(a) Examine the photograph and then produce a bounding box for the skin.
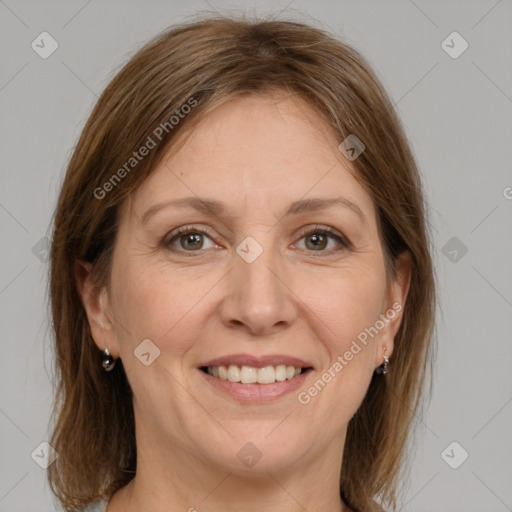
[77,91,411,512]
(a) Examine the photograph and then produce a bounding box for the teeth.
[275,365,287,382]
[218,365,228,380]
[206,364,304,384]
[240,365,257,384]
[257,366,275,384]
[227,364,240,382]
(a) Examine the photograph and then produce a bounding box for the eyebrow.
[140,196,367,225]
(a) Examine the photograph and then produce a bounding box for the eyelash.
[163,224,350,256]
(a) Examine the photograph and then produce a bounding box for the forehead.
[126,92,376,225]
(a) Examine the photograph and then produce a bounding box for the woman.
[48,13,436,512]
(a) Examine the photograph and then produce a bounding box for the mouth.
[197,354,314,402]
[199,364,313,384]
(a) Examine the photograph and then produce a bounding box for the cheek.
[296,266,387,412]
[297,277,383,421]
[111,260,219,353]
[303,267,386,350]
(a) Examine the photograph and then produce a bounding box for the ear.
[375,250,412,366]
[74,259,120,358]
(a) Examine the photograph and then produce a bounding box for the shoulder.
[80,498,108,512]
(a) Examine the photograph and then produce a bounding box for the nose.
[218,242,298,336]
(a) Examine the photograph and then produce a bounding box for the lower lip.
[199,368,313,403]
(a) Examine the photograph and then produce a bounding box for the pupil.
[307,233,327,250]
[182,233,202,250]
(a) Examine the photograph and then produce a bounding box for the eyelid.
[295,224,345,241]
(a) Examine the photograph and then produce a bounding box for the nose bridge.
[222,232,296,334]
[239,238,281,297]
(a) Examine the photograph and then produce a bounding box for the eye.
[164,226,217,253]
[294,226,349,253]
[163,224,350,255]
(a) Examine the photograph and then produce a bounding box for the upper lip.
[199,353,314,369]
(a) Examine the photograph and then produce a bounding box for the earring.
[375,350,389,375]
[101,348,116,372]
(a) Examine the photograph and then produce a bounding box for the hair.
[47,12,436,512]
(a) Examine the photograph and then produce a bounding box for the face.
[79,91,410,480]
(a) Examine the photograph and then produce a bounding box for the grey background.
[1,0,511,511]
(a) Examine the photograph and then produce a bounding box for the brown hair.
[47,12,436,512]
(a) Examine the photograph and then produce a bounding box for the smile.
[201,364,306,384]
[198,361,314,403]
